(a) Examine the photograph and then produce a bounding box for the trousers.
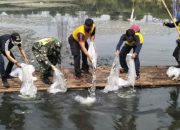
[68,35,89,77]
[119,44,141,76]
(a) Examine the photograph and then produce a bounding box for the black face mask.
[126,36,134,43]
[85,26,91,33]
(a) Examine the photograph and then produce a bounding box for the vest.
[72,24,95,42]
[178,23,180,40]
[125,32,144,46]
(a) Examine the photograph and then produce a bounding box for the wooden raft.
[0,66,179,92]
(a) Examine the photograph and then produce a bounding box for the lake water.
[0,88,180,130]
[0,0,180,130]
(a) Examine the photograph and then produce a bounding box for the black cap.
[11,33,21,43]
[125,29,135,37]
[84,18,94,27]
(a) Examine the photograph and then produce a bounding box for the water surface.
[0,0,179,130]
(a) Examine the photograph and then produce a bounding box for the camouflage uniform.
[32,38,62,75]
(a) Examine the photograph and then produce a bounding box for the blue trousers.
[119,45,141,76]
[0,51,15,78]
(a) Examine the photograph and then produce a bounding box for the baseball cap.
[130,24,140,32]
[85,18,94,27]
[11,33,21,44]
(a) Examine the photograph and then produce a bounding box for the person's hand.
[131,53,137,59]
[56,64,62,70]
[90,41,94,44]
[115,50,120,57]
[51,65,57,71]
[88,55,93,63]
[163,22,167,26]
[24,58,29,64]
[15,62,21,68]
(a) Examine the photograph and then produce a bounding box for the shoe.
[2,78,10,88]
[42,78,52,84]
[81,69,91,75]
[75,75,81,80]
[119,68,128,74]
[136,75,140,80]
[42,74,52,84]
[176,65,180,68]
[5,75,15,79]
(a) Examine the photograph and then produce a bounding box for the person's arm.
[79,41,92,60]
[40,46,53,68]
[3,40,21,67]
[18,46,29,63]
[116,34,126,51]
[164,20,180,28]
[90,27,96,42]
[5,50,21,67]
[56,43,62,69]
[115,34,126,56]
[77,33,92,61]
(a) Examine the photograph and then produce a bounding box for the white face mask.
[12,40,21,46]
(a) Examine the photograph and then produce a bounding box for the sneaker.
[5,75,15,79]
[119,68,128,74]
[2,78,10,88]
[42,74,52,84]
[75,75,81,80]
[81,69,92,75]
[136,75,140,80]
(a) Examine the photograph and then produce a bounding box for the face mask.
[85,26,91,33]
[12,40,21,46]
[126,36,134,43]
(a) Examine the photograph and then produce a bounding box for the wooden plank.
[0,66,179,92]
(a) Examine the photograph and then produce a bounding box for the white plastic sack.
[10,67,37,81]
[127,54,136,87]
[10,68,23,81]
[103,53,136,93]
[88,42,97,68]
[167,66,180,80]
[20,63,37,98]
[48,69,67,94]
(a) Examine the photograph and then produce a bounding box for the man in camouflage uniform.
[32,38,62,84]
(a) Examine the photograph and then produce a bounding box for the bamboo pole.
[161,0,180,35]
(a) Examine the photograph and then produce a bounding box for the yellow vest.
[178,23,180,40]
[136,32,144,44]
[72,24,95,42]
[125,32,144,46]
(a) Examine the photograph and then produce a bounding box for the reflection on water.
[0,93,25,130]
[0,0,176,20]
[0,88,179,130]
[166,88,180,129]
